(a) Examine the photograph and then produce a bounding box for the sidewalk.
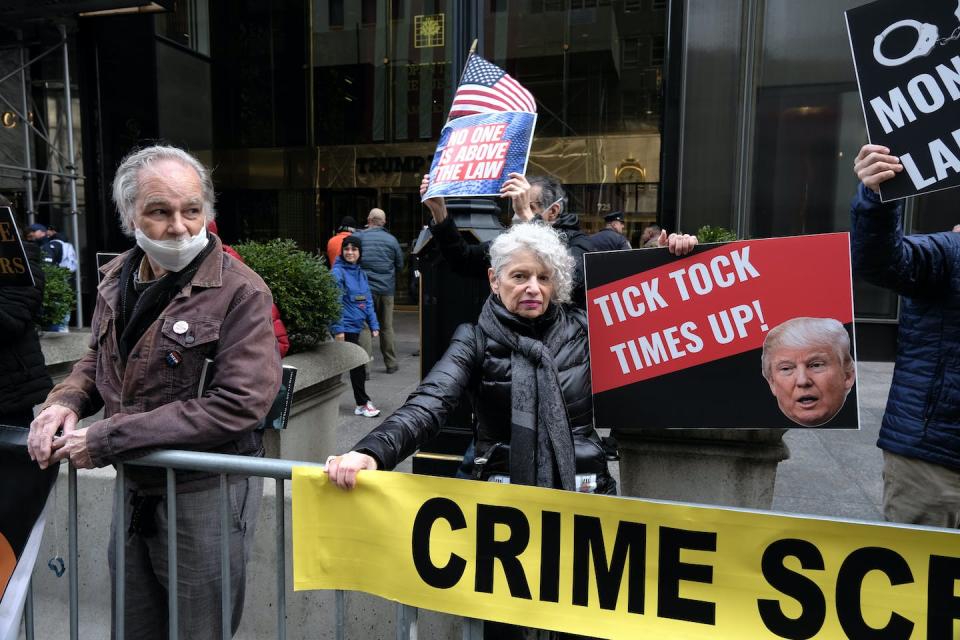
[337,310,894,522]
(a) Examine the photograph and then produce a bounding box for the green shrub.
[40,264,74,328]
[695,225,738,243]
[234,239,341,354]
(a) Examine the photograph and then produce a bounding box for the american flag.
[447,54,537,121]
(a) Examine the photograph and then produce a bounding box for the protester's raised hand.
[658,230,698,256]
[28,404,79,469]
[325,451,378,490]
[854,144,903,193]
[500,172,534,222]
[420,174,448,224]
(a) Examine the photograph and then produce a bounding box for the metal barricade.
[25,450,483,640]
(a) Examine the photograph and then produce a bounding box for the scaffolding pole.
[18,32,35,225]
[3,29,85,327]
[59,24,83,327]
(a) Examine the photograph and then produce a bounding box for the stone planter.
[616,428,790,509]
[262,340,368,462]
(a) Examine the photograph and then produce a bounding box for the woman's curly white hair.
[488,222,575,304]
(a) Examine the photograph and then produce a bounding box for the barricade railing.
[26,450,486,640]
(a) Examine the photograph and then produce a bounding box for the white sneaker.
[354,402,381,418]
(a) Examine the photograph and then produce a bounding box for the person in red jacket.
[207,221,290,357]
[326,216,357,267]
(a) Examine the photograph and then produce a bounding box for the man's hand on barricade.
[28,404,79,469]
[659,230,698,256]
[50,428,93,469]
[325,451,378,490]
[854,144,903,193]
[500,173,534,222]
[420,174,448,224]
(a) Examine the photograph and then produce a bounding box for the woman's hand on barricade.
[325,451,378,489]
[420,174,448,224]
[28,404,79,469]
[659,230,698,256]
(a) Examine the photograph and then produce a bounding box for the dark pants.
[108,476,262,640]
[344,332,371,406]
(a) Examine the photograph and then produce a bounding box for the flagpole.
[456,39,478,88]
[447,39,480,123]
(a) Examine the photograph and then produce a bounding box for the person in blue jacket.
[852,143,960,528]
[331,235,382,418]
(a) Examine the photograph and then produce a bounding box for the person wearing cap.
[330,235,382,418]
[326,216,357,267]
[27,222,77,332]
[591,211,632,252]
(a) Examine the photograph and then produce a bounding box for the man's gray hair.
[368,208,386,226]
[761,317,854,381]
[528,175,566,216]
[489,222,575,304]
[111,145,216,237]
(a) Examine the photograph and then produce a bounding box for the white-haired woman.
[327,221,616,496]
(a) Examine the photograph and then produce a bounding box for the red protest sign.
[584,234,858,430]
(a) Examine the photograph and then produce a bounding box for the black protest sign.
[0,207,34,287]
[846,0,960,200]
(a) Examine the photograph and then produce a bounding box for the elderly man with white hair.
[27,145,281,639]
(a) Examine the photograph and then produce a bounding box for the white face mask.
[135,226,208,272]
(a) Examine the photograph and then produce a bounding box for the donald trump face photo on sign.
[761,317,856,427]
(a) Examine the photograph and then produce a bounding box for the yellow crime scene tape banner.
[292,468,960,639]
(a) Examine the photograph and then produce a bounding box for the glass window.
[361,0,377,24]
[622,37,641,68]
[330,0,345,28]
[650,35,664,65]
[155,0,210,56]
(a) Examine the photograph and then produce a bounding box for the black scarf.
[477,296,577,491]
[116,239,215,362]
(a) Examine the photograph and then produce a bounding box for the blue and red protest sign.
[423,53,538,200]
[423,112,537,199]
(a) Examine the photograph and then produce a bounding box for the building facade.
[3,0,924,354]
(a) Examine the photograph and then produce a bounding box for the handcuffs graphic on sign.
[873,3,960,67]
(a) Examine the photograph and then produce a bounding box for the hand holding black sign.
[846,0,960,200]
